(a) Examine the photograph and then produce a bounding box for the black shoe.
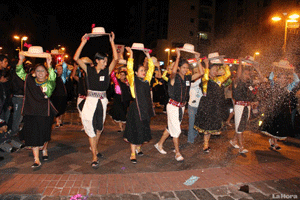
[135,149,144,156]
[97,153,103,158]
[203,147,210,153]
[91,160,99,169]
[42,155,49,161]
[274,146,281,151]
[31,162,41,168]
[130,158,137,164]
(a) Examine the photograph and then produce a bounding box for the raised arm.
[191,53,204,81]
[16,52,27,81]
[169,48,180,86]
[144,51,154,84]
[71,64,79,82]
[108,32,119,74]
[125,47,135,98]
[73,34,89,73]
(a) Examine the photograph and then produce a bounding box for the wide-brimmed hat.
[273,60,294,69]
[179,43,199,54]
[131,43,151,52]
[86,27,110,37]
[151,56,160,67]
[208,52,225,64]
[22,46,51,58]
[241,55,258,65]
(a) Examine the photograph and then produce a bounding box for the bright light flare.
[272,16,282,21]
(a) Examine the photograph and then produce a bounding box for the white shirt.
[188,78,202,107]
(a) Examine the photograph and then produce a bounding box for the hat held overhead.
[208,52,225,64]
[86,27,110,37]
[22,46,51,58]
[131,43,151,52]
[179,43,199,54]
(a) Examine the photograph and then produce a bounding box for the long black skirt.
[109,95,130,123]
[51,96,68,117]
[123,102,151,145]
[21,114,54,147]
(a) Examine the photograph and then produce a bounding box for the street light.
[13,35,28,51]
[254,52,259,60]
[165,48,175,66]
[272,13,299,54]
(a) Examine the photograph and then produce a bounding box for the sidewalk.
[0,160,299,199]
[0,106,300,199]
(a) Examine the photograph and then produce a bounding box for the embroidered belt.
[235,101,251,106]
[87,90,106,99]
[168,99,186,108]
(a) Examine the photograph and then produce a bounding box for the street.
[0,103,300,200]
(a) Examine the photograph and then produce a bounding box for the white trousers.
[81,96,108,138]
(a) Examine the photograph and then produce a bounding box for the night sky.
[1,0,133,58]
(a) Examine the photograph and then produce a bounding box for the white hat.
[179,43,198,54]
[86,27,110,37]
[22,46,51,58]
[273,60,294,69]
[118,59,127,65]
[51,49,59,55]
[151,56,160,67]
[131,43,151,52]
[242,55,258,65]
[208,52,225,64]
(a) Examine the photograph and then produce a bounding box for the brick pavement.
[0,160,300,199]
[0,106,300,199]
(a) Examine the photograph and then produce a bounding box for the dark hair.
[178,58,189,67]
[0,54,8,62]
[134,64,144,72]
[34,63,48,73]
[94,52,108,65]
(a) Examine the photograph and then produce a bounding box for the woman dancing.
[123,47,155,164]
[73,32,118,168]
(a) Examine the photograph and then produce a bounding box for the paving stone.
[248,192,270,200]
[2,195,22,200]
[174,190,197,200]
[119,193,141,200]
[158,191,176,199]
[141,192,160,200]
[41,196,61,200]
[192,189,216,200]
[217,196,235,200]
[207,186,228,196]
[250,182,278,195]
[100,194,121,200]
[23,195,42,200]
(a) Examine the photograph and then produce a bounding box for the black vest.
[86,66,110,91]
[168,74,192,103]
[134,76,155,121]
[23,75,58,116]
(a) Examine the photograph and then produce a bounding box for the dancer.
[123,46,155,164]
[155,49,203,161]
[73,32,118,168]
[16,52,57,168]
[51,62,69,128]
[194,55,231,152]
[229,57,264,154]
[109,69,132,132]
[260,65,299,150]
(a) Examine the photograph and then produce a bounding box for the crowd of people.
[1,28,300,168]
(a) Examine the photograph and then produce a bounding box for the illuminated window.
[198,32,208,40]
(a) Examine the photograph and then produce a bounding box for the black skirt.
[123,101,152,145]
[21,114,54,147]
[51,96,68,117]
[109,94,130,123]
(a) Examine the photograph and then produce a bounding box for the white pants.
[81,96,108,138]
[234,105,251,134]
[166,103,185,138]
